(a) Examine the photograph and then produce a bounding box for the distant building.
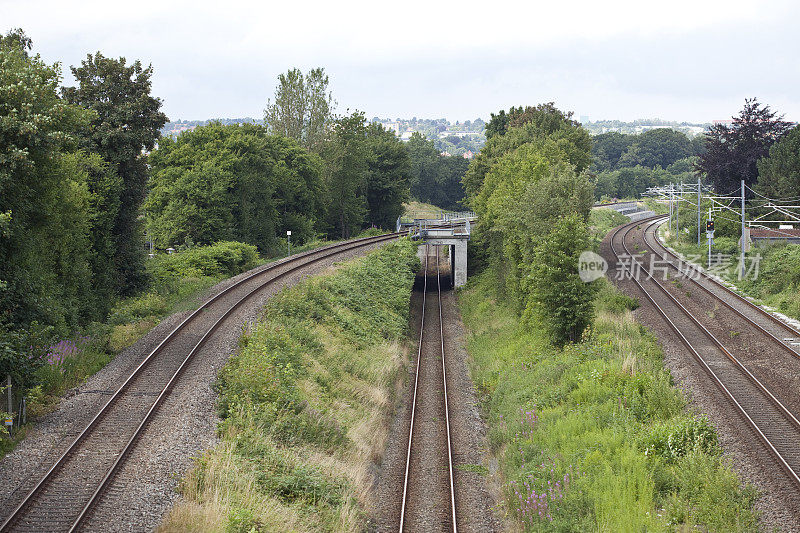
[438,130,482,138]
[749,227,800,245]
[379,121,400,134]
[462,150,474,159]
[440,151,451,157]
[400,129,415,142]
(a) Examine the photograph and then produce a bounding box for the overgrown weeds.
[459,271,758,531]
[160,240,419,532]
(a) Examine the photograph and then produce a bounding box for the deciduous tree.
[364,124,411,228]
[146,124,324,251]
[264,67,335,153]
[63,53,168,295]
[696,98,792,193]
[322,112,369,238]
[756,125,800,200]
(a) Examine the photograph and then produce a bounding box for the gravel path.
[601,223,800,532]
[0,239,391,533]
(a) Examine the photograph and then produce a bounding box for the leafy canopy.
[146,123,324,252]
[264,67,335,153]
[695,98,793,193]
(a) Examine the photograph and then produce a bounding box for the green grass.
[589,208,628,243]
[401,200,447,222]
[458,271,758,532]
[159,240,420,532]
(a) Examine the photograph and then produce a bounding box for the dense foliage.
[590,128,703,200]
[146,123,324,251]
[0,30,107,380]
[263,67,334,153]
[696,98,793,193]
[592,128,700,172]
[406,132,468,210]
[63,52,168,295]
[756,125,800,200]
[364,123,412,228]
[464,103,596,344]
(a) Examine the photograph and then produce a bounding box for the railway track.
[0,232,400,533]
[642,219,800,358]
[609,218,800,487]
[399,245,458,532]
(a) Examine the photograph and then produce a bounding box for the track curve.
[0,232,400,533]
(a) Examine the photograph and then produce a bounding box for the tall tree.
[63,53,168,295]
[323,112,369,238]
[695,98,793,193]
[529,214,596,345]
[406,132,439,202]
[617,128,691,169]
[264,67,335,153]
[591,131,635,171]
[146,123,324,251]
[0,30,97,334]
[364,124,411,228]
[464,104,590,205]
[756,125,800,200]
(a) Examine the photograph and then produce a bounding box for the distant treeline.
[591,128,705,200]
[1,38,470,384]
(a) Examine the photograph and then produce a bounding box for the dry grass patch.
[159,241,419,532]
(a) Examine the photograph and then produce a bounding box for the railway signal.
[706,212,714,267]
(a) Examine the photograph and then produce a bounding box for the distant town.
[160,116,716,159]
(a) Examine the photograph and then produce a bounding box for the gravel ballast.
[601,223,800,532]
[0,239,392,532]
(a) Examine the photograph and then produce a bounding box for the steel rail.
[437,246,458,532]
[644,219,800,346]
[398,246,458,532]
[0,232,400,532]
[610,220,800,486]
[398,245,427,532]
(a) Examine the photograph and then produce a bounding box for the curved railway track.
[399,245,458,532]
[0,232,400,533]
[642,219,800,357]
[609,218,800,487]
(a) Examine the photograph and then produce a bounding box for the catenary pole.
[740,179,745,279]
[677,182,681,236]
[697,176,702,245]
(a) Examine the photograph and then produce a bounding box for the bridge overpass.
[398,212,475,287]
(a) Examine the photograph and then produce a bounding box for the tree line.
[590,127,704,200]
[464,104,596,345]
[1,29,167,385]
[591,98,800,203]
[0,32,470,386]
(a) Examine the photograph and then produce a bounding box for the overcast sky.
[4,0,799,124]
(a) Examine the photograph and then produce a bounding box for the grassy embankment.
[3,235,387,457]
[401,200,446,222]
[159,240,420,532]
[662,224,800,322]
[458,209,758,531]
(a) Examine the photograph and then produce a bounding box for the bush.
[640,415,718,461]
[594,279,639,313]
[150,241,260,283]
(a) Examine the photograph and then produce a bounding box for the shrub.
[150,241,260,283]
[640,415,718,461]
